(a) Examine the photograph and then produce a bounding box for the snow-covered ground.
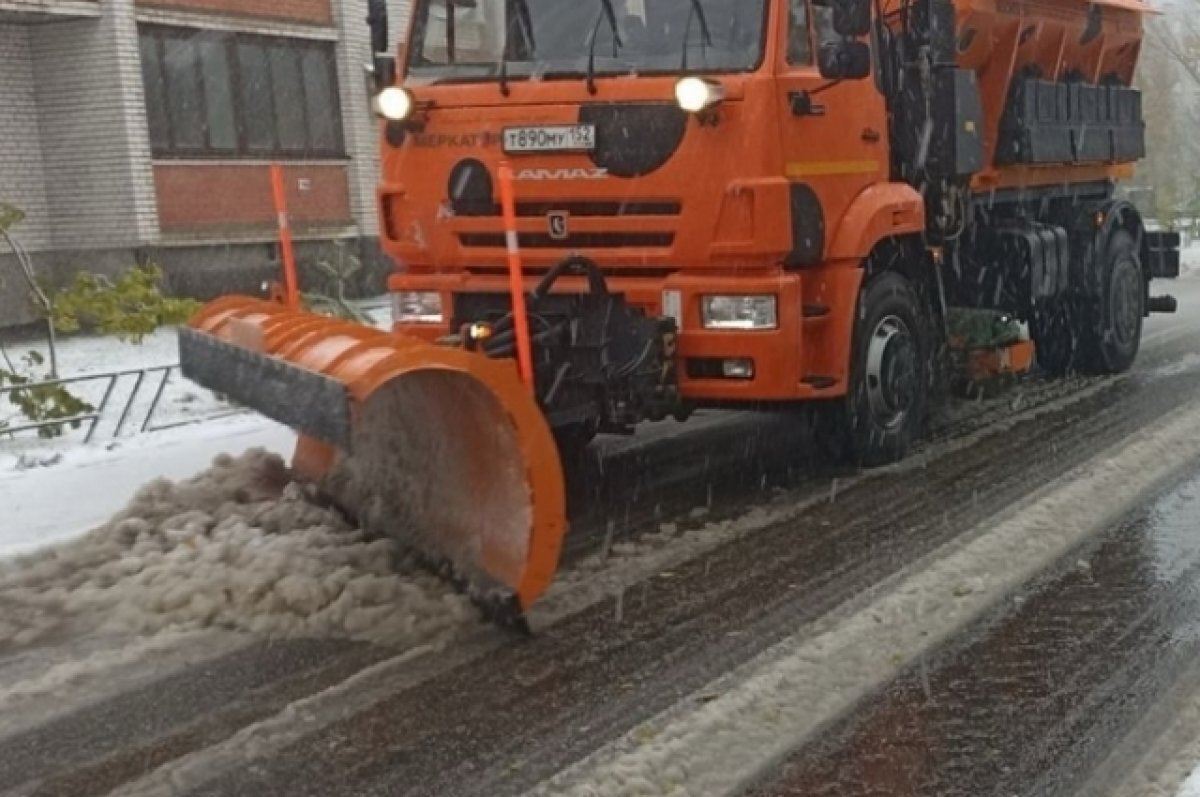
[1182,241,1200,278]
[0,299,391,451]
[0,414,295,558]
[0,445,475,652]
[0,298,390,556]
[0,326,232,441]
[0,297,482,654]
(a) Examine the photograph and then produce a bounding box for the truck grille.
[455,200,682,218]
[458,232,675,249]
[451,198,680,251]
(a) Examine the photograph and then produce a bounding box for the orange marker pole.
[498,161,535,393]
[269,163,300,309]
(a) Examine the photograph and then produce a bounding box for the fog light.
[392,291,443,324]
[701,295,777,330]
[662,289,683,329]
[374,86,414,121]
[722,358,755,379]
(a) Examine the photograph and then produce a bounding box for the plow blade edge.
[179,296,567,625]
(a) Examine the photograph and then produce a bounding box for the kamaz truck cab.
[369,0,1173,464]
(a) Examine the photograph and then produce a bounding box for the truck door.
[776,0,890,266]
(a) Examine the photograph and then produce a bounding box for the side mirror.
[818,40,871,80]
[367,0,388,54]
[372,55,397,91]
[367,0,394,91]
[831,0,871,38]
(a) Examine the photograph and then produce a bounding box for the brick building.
[0,0,410,327]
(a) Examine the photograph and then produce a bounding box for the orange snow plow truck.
[181,0,1179,627]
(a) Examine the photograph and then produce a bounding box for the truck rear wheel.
[1079,229,1144,374]
[816,272,928,467]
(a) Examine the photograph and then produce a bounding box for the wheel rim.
[1110,259,1142,347]
[865,315,917,431]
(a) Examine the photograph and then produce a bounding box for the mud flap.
[1146,231,1181,279]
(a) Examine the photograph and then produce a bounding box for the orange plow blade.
[179,297,566,628]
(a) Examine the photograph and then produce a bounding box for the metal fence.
[0,365,241,442]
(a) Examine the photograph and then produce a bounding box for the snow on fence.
[0,365,241,442]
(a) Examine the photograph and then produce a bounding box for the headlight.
[392,291,443,324]
[675,77,725,113]
[374,86,414,121]
[701,295,777,330]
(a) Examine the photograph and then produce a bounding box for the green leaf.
[0,353,94,438]
[50,263,200,343]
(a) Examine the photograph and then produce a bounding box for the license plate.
[503,125,596,154]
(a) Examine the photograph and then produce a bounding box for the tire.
[815,272,929,467]
[1078,229,1144,374]
[1029,299,1079,377]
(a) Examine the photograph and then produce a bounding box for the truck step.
[1148,295,1178,314]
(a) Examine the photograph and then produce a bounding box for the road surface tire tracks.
[5,326,1200,797]
[171,338,1200,796]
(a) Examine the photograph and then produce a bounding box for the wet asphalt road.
[747,466,1200,797]
[4,282,1200,796]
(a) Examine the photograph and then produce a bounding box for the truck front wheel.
[816,272,928,467]
[1079,229,1144,375]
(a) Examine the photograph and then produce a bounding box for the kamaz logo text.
[515,168,608,181]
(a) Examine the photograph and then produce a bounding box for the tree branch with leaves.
[1,202,200,438]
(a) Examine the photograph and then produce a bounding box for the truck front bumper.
[388,265,863,403]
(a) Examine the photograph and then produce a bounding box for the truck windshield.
[407,0,769,84]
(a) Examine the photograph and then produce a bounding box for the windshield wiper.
[498,0,535,95]
[586,0,623,94]
[679,0,713,71]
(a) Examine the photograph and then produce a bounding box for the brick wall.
[154,163,352,232]
[0,2,101,15]
[0,24,52,252]
[135,0,331,26]
[28,0,160,251]
[0,0,399,331]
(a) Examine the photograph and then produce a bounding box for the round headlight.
[675,77,724,113]
[374,86,414,121]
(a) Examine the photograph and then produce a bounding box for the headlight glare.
[674,77,725,113]
[374,86,414,121]
[701,295,777,330]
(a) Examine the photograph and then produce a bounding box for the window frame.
[138,24,347,160]
[406,0,773,82]
[785,0,840,68]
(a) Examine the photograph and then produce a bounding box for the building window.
[138,25,345,158]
